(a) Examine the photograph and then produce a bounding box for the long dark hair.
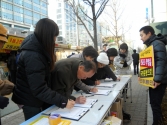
[34,18,59,71]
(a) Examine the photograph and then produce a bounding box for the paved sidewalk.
[123,75,148,125]
[1,75,149,125]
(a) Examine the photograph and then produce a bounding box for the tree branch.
[96,0,109,19]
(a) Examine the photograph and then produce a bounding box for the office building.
[0,0,48,30]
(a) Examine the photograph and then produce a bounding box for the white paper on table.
[104,78,113,82]
[96,83,116,88]
[90,89,111,96]
[74,98,98,108]
[50,107,89,121]
[32,117,49,125]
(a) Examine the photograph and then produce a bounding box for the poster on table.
[139,45,154,88]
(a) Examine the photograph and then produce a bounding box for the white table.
[20,105,91,125]
[20,76,132,125]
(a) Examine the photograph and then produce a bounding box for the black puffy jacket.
[12,34,68,108]
[144,34,167,84]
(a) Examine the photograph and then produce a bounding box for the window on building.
[14,15,23,22]
[14,6,23,14]
[41,9,47,15]
[58,25,62,30]
[33,13,40,19]
[57,14,61,19]
[58,3,61,7]
[33,5,40,12]
[66,26,69,30]
[33,0,40,5]
[24,9,32,16]
[2,12,13,20]
[7,0,12,2]
[59,31,62,35]
[57,36,63,41]
[13,0,22,6]
[2,2,13,11]
[41,2,47,8]
[66,3,68,9]
[33,20,38,25]
[41,15,47,19]
[57,20,61,24]
[57,9,61,13]
[24,18,32,24]
[24,2,32,9]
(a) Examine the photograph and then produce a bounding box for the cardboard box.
[110,98,123,120]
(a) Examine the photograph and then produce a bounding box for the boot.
[123,110,131,121]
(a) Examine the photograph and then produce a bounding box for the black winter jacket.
[12,34,68,108]
[132,53,139,64]
[144,34,167,84]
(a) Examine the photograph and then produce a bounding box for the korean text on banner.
[139,45,154,88]
[3,36,24,50]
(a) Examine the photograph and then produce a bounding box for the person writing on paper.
[12,18,75,120]
[139,26,167,125]
[78,53,120,89]
[106,48,118,72]
[51,58,97,104]
[70,46,98,61]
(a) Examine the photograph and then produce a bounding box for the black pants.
[22,106,42,120]
[9,70,16,84]
[22,103,51,120]
[149,84,167,125]
[133,62,139,75]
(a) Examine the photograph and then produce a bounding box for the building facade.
[0,0,48,30]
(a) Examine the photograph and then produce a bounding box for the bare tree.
[101,0,132,48]
[65,0,109,50]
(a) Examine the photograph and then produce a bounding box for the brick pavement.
[123,75,148,125]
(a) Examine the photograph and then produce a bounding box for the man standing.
[132,49,139,75]
[139,26,167,125]
[101,44,108,52]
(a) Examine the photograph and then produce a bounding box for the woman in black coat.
[12,18,75,120]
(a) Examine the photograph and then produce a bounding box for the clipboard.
[50,107,89,121]
[74,99,98,108]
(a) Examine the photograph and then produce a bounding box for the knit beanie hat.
[0,24,8,42]
[97,52,109,65]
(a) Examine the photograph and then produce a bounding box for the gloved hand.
[0,96,9,109]
[119,54,126,58]
[123,61,128,67]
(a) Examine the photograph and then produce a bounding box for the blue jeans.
[149,84,167,125]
